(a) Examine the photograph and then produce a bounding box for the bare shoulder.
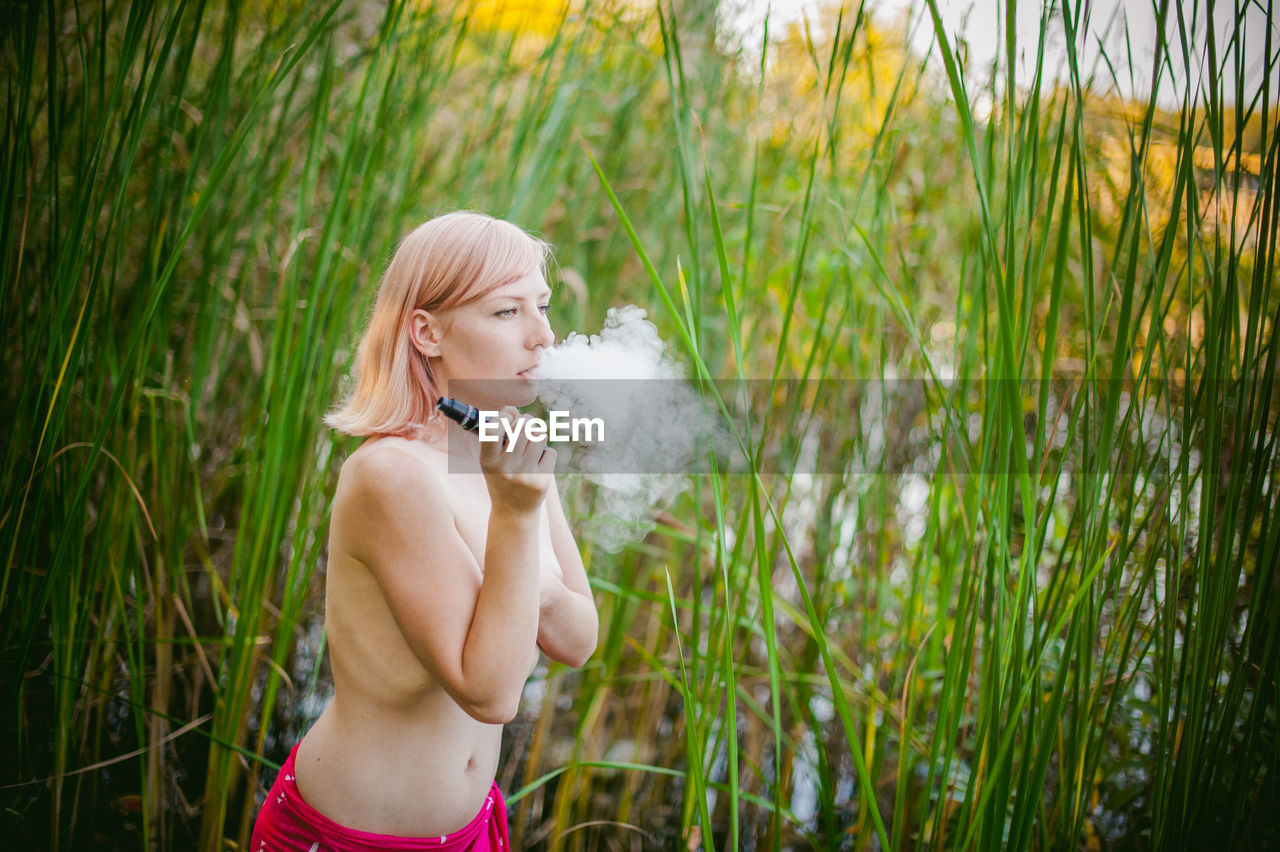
[332,438,458,565]
[339,437,445,502]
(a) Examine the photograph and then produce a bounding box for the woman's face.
[424,268,555,409]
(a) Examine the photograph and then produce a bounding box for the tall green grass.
[2,0,1276,849]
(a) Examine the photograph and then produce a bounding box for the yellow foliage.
[1078,86,1275,258]
[1086,105,1267,253]
[761,3,919,155]
[447,0,573,36]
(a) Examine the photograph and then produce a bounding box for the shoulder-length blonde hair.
[325,211,551,438]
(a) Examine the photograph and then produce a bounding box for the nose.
[528,313,554,350]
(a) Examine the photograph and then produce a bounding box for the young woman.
[250,211,598,851]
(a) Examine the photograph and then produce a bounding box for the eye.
[495,308,517,318]
[539,304,551,315]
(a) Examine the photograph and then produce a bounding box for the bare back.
[293,435,552,837]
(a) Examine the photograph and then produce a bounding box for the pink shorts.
[249,742,510,852]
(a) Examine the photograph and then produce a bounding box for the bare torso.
[292,434,555,836]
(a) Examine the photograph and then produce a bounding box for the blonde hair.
[325,211,551,438]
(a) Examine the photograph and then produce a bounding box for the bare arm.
[343,431,553,724]
[537,478,598,668]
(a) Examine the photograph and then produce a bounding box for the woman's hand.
[479,406,556,515]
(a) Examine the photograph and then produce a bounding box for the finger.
[496,407,515,450]
[497,407,528,456]
[505,420,537,465]
[523,427,552,471]
[501,406,521,432]
[479,429,504,465]
[498,413,536,466]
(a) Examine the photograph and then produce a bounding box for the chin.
[505,382,539,408]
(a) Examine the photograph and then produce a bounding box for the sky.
[721,0,1278,110]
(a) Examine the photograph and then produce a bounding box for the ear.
[409,308,445,358]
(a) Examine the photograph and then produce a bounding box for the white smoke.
[533,305,717,552]
[537,304,673,382]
